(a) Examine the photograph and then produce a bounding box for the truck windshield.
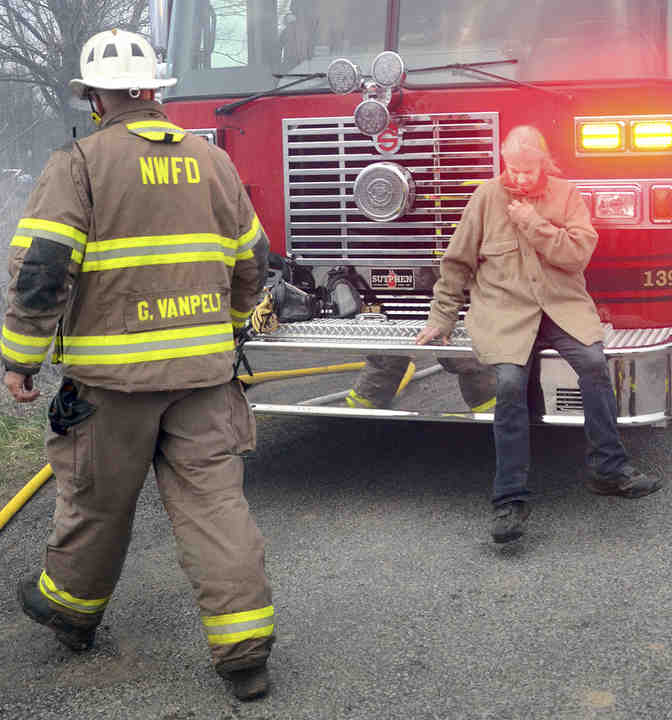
[164,0,388,99]
[164,0,670,100]
[401,0,668,84]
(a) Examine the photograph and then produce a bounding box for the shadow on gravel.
[248,416,590,502]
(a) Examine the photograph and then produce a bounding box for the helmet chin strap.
[87,92,104,127]
[86,88,155,127]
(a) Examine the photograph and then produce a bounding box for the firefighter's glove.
[48,377,96,436]
[251,289,279,334]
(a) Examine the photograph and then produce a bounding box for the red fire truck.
[149,0,672,425]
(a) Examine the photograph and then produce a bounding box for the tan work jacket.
[2,100,269,391]
[427,175,604,365]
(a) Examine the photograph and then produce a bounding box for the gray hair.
[501,125,561,176]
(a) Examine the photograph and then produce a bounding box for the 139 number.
[642,269,672,288]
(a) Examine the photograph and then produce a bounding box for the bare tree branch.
[0,0,149,131]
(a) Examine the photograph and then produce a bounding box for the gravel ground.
[2,413,672,720]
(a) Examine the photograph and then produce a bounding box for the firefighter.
[416,125,663,544]
[2,29,274,700]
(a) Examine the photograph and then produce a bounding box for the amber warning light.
[576,116,672,155]
[578,122,624,151]
[632,121,672,150]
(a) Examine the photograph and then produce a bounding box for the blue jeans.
[492,314,628,506]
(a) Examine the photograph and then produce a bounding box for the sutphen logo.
[370,268,414,290]
[374,123,403,155]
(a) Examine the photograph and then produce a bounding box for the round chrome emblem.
[354,162,416,222]
[367,178,394,207]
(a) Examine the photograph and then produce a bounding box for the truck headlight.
[371,51,405,89]
[327,58,361,94]
[354,99,390,136]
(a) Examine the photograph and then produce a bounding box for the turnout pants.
[352,355,411,407]
[43,379,274,671]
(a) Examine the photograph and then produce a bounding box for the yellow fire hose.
[0,463,53,531]
[237,361,365,386]
[395,361,416,395]
[0,362,371,529]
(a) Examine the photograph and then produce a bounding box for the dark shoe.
[223,665,269,701]
[585,465,664,499]
[491,501,531,544]
[17,575,96,652]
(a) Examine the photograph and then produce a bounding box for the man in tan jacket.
[2,30,274,700]
[417,125,662,543]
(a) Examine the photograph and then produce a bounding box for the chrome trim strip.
[249,404,668,426]
[248,321,672,355]
[246,339,672,358]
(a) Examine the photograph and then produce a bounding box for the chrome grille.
[366,290,433,318]
[283,112,500,267]
[555,388,583,413]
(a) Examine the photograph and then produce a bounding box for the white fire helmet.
[70,29,177,98]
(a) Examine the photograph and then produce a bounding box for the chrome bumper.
[243,319,672,426]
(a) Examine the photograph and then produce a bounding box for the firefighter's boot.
[217,662,269,701]
[17,575,97,651]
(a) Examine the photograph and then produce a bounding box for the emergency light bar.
[632,121,672,150]
[576,116,672,155]
[578,122,623,151]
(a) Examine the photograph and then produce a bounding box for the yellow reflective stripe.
[61,344,234,365]
[236,215,262,259]
[127,121,186,142]
[87,234,237,253]
[471,396,496,412]
[134,131,184,142]
[63,325,229,347]
[61,324,234,365]
[230,308,252,320]
[18,218,87,246]
[231,308,250,330]
[39,570,109,615]
[207,625,274,645]
[82,251,235,272]
[238,215,260,247]
[0,325,52,365]
[11,235,82,264]
[61,342,234,365]
[202,605,275,646]
[1,341,49,364]
[203,605,275,626]
[82,233,237,272]
[2,325,52,349]
[127,120,186,131]
[346,389,375,409]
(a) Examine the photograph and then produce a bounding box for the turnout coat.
[427,174,604,365]
[1,100,269,391]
